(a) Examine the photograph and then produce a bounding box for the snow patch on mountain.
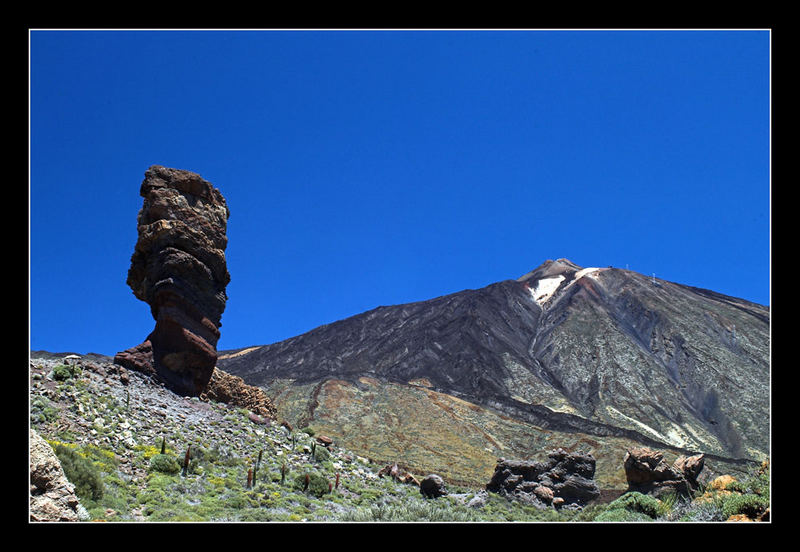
[529,275,565,305]
[528,267,603,306]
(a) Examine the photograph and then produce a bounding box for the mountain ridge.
[217,259,769,487]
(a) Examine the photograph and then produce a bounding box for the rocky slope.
[30,352,768,522]
[218,259,769,488]
[25,352,619,522]
[28,353,412,521]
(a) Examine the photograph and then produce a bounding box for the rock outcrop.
[115,165,230,396]
[199,368,277,420]
[30,429,85,522]
[378,463,421,486]
[486,449,601,509]
[623,447,705,498]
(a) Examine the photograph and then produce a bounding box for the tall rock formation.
[115,166,230,396]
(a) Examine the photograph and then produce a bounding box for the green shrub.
[720,493,769,519]
[30,396,59,424]
[724,480,749,493]
[604,492,661,519]
[301,427,315,437]
[313,445,331,463]
[656,491,681,517]
[341,498,486,522]
[52,363,80,381]
[293,472,330,498]
[136,486,168,505]
[746,463,770,499]
[52,444,104,502]
[595,508,654,522]
[149,454,181,474]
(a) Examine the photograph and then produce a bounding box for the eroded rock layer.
[115,166,230,396]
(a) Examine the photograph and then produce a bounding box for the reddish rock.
[623,447,668,484]
[114,340,156,377]
[533,484,555,503]
[623,447,705,498]
[248,412,269,425]
[378,462,421,486]
[200,368,277,420]
[672,453,705,482]
[316,435,334,448]
[115,166,230,396]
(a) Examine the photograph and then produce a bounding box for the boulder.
[486,449,600,508]
[623,447,705,498]
[115,166,231,396]
[420,474,448,498]
[30,429,84,522]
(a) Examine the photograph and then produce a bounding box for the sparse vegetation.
[29,355,770,522]
[31,396,59,424]
[51,442,105,502]
[594,492,660,521]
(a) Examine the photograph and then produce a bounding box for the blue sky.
[29,29,770,356]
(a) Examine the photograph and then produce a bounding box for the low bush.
[52,443,104,502]
[52,363,80,381]
[603,491,661,519]
[594,508,654,522]
[340,497,485,522]
[313,445,331,463]
[294,472,331,498]
[720,493,769,519]
[149,454,181,474]
[30,396,59,424]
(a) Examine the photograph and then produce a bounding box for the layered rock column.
[115,166,230,396]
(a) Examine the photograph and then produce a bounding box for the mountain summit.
[218,260,769,487]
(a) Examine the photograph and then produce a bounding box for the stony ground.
[28,352,770,523]
[27,353,520,521]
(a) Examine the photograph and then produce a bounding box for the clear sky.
[29,29,771,356]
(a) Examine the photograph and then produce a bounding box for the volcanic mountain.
[218,259,770,488]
